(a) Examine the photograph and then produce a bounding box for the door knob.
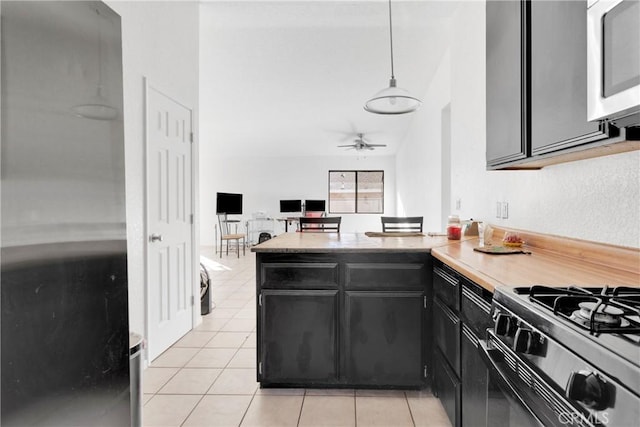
[150,233,163,242]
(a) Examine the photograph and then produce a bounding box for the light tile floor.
[143,247,452,427]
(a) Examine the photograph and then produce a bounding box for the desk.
[277,217,299,232]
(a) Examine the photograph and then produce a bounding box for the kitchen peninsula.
[252,232,453,388]
[251,231,640,389]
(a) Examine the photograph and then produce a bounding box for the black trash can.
[200,261,212,315]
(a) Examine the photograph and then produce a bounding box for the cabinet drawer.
[345,262,426,290]
[434,348,461,427]
[461,281,493,339]
[260,262,339,289]
[433,297,461,377]
[433,264,460,311]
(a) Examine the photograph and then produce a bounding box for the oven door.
[587,0,640,125]
[479,331,598,427]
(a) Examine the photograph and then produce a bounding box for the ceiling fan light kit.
[364,0,422,115]
[337,133,387,151]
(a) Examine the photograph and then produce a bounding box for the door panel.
[147,86,194,361]
[260,290,339,384]
[345,291,424,386]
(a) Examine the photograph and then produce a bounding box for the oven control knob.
[494,313,513,336]
[566,371,609,410]
[513,327,536,354]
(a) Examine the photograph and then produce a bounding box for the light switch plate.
[496,202,502,218]
[502,202,509,219]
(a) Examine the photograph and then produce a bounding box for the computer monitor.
[216,192,243,215]
[304,199,326,212]
[280,199,302,213]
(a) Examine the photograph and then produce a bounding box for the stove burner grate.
[527,285,640,334]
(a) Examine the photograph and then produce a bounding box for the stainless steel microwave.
[587,0,640,126]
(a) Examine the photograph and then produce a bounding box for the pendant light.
[364,0,421,115]
[71,8,117,121]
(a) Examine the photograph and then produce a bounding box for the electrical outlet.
[455,198,462,210]
[496,201,502,218]
[502,202,509,219]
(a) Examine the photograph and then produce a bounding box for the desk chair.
[299,216,341,233]
[381,216,423,233]
[217,214,246,258]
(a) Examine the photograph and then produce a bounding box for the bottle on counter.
[447,215,462,240]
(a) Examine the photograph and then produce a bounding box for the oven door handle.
[478,338,546,427]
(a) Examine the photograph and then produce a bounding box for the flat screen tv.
[305,199,326,212]
[216,192,243,214]
[280,199,302,213]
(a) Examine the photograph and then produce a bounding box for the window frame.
[328,170,384,214]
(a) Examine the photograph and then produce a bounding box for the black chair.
[381,216,423,233]
[299,216,341,233]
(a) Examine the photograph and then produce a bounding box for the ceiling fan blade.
[367,144,387,147]
[337,144,355,148]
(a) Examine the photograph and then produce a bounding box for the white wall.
[199,154,396,245]
[105,1,200,337]
[396,1,640,249]
[396,49,451,232]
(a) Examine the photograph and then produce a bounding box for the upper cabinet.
[486,0,527,165]
[530,0,609,155]
[486,0,636,170]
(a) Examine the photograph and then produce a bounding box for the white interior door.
[146,84,194,361]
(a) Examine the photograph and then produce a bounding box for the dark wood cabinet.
[256,252,429,388]
[486,0,527,167]
[530,0,608,155]
[434,348,461,427]
[433,297,461,377]
[345,291,424,386]
[461,325,489,427]
[432,260,494,427]
[486,0,620,169]
[260,290,339,384]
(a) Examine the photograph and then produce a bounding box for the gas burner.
[522,285,640,334]
[570,301,630,328]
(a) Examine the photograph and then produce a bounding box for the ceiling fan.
[337,133,387,151]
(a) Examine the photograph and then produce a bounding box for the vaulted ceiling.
[200,1,459,157]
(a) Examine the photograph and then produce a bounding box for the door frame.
[143,77,199,364]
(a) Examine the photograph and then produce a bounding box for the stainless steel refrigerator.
[1,2,130,425]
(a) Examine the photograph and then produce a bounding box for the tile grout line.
[404,391,417,427]
[354,392,358,427]
[296,391,306,426]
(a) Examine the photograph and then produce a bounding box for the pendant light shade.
[72,85,117,121]
[364,0,421,115]
[72,8,117,121]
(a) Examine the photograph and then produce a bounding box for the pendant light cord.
[388,0,395,79]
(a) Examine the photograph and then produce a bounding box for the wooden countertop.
[251,228,640,293]
[432,226,640,292]
[251,232,459,253]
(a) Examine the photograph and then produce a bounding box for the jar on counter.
[447,215,462,240]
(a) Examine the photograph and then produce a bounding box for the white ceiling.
[200,1,459,157]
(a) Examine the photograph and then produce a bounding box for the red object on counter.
[447,225,462,240]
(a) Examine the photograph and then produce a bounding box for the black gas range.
[480,285,640,427]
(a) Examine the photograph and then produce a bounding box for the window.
[328,170,384,214]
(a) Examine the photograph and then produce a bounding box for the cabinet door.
[461,325,489,427]
[530,0,607,155]
[260,290,338,384]
[434,349,461,427]
[345,291,424,386]
[433,297,461,377]
[486,0,527,167]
